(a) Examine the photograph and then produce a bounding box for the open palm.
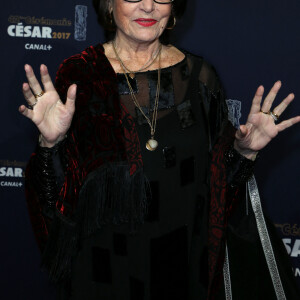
[19,64,76,147]
[235,81,300,158]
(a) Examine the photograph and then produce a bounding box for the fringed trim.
[78,162,150,235]
[41,163,149,283]
[41,211,78,283]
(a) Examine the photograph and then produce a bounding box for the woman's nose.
[140,0,155,13]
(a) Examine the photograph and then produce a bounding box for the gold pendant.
[129,73,135,79]
[146,139,158,151]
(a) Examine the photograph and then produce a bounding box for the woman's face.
[111,0,172,44]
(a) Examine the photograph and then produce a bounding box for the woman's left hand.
[234,81,300,160]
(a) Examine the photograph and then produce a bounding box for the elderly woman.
[20,0,300,299]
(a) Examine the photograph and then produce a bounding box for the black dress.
[66,54,212,300]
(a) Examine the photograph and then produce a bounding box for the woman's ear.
[107,0,113,13]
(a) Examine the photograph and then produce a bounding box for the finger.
[22,83,36,105]
[40,64,56,92]
[24,64,43,96]
[64,84,77,113]
[277,116,300,132]
[239,125,248,137]
[249,85,264,115]
[273,93,295,117]
[261,80,281,112]
[235,125,248,139]
[18,104,33,119]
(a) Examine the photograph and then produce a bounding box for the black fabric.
[135,106,150,125]
[148,70,175,110]
[117,74,138,95]
[224,188,300,300]
[177,100,196,129]
[53,50,300,300]
[224,144,256,187]
[113,233,127,256]
[130,276,145,300]
[58,52,210,300]
[145,181,160,222]
[162,146,176,168]
[33,141,64,218]
[150,226,188,300]
[180,156,195,186]
[92,247,112,283]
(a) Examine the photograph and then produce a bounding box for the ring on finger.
[260,109,270,115]
[28,99,39,110]
[34,90,45,98]
[270,111,279,122]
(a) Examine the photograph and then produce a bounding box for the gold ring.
[260,109,270,115]
[34,90,45,98]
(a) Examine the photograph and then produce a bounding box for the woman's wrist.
[233,139,258,161]
[39,134,66,148]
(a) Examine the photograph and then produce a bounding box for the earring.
[107,11,116,30]
[166,15,176,30]
[109,11,114,25]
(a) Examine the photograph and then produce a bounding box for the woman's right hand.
[19,64,77,148]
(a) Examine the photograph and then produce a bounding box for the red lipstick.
[134,18,158,27]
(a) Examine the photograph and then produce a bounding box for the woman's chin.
[118,26,162,44]
[129,33,161,44]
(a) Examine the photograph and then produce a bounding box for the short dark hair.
[92,0,187,43]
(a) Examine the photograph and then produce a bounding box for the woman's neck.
[111,33,162,68]
[103,33,185,74]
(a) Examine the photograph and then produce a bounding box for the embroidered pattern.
[176,100,196,129]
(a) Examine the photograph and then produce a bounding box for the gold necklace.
[112,42,161,151]
[112,42,162,79]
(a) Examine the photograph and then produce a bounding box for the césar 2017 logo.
[7,22,71,40]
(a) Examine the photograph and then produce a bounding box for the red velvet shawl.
[25,44,239,300]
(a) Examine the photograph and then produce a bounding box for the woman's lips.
[134,19,158,27]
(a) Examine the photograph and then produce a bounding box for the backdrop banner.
[1,1,299,299]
